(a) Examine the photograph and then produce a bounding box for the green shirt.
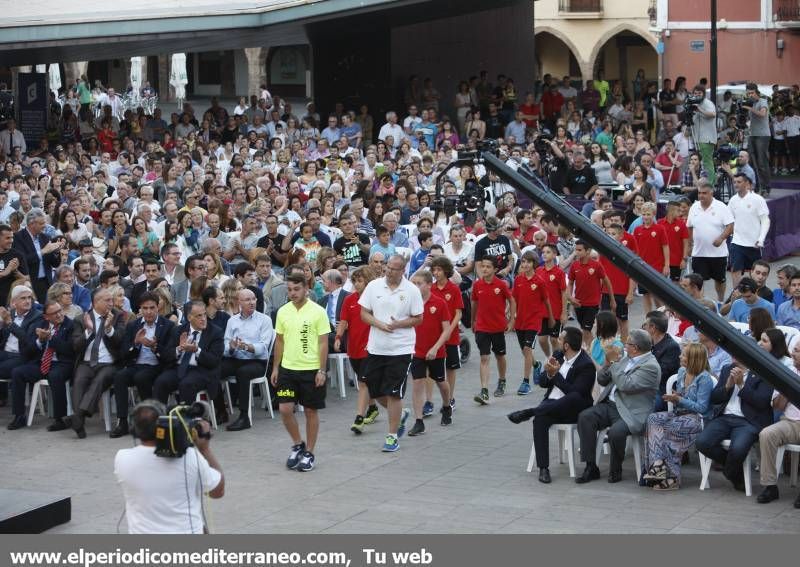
[594,80,610,108]
[275,299,329,371]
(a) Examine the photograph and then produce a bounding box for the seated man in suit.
[507,326,595,483]
[319,269,349,353]
[0,285,42,398]
[7,300,72,430]
[71,287,128,438]
[576,329,661,483]
[109,292,175,438]
[696,360,774,492]
[222,289,274,431]
[11,208,62,303]
[153,301,224,406]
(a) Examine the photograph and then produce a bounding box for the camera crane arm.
[478,149,800,408]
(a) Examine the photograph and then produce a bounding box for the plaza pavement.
[2,260,800,534]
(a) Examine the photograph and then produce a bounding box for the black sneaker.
[494,380,506,397]
[474,389,489,405]
[351,415,365,435]
[441,405,452,426]
[408,419,425,436]
[286,441,306,469]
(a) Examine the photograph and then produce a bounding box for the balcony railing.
[774,0,800,23]
[558,0,603,17]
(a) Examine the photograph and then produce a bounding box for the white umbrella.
[130,56,143,96]
[169,53,188,104]
[48,64,62,95]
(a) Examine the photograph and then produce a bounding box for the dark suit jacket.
[166,322,224,376]
[24,316,75,364]
[709,363,774,430]
[120,315,176,366]
[11,228,61,283]
[0,307,43,360]
[538,350,595,412]
[71,308,128,363]
[652,333,681,391]
[319,289,350,331]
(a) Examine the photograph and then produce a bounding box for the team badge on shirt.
[674,226,680,232]
[445,293,451,301]
[549,274,555,281]
[622,240,628,246]
[650,231,656,237]
[588,268,595,275]
[494,288,501,294]
[429,306,437,314]
[530,284,537,290]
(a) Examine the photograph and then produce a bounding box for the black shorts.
[574,306,599,330]
[669,266,683,282]
[349,357,366,381]
[515,329,538,350]
[601,294,629,321]
[637,284,651,295]
[691,256,727,283]
[770,139,788,156]
[410,357,446,381]
[445,344,461,370]
[363,354,411,399]
[275,367,326,410]
[475,331,506,356]
[729,243,761,272]
[540,319,562,338]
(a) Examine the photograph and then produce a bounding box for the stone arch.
[587,24,658,80]
[534,26,589,81]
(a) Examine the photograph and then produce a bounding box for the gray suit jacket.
[596,352,661,434]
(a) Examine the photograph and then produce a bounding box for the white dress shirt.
[547,351,580,401]
[83,310,116,364]
[4,312,27,354]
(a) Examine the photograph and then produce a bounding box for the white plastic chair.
[328,353,349,399]
[26,379,74,427]
[665,374,679,411]
[222,334,277,424]
[194,390,218,430]
[595,428,644,482]
[526,423,577,478]
[775,444,800,487]
[699,440,755,496]
[728,321,750,335]
[777,326,800,349]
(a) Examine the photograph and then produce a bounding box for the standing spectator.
[688,85,718,185]
[743,83,772,194]
[473,217,513,282]
[686,182,734,301]
[378,112,404,149]
[12,209,63,303]
[727,173,770,288]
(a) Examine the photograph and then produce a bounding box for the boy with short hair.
[535,244,568,358]
[513,250,554,395]
[633,201,670,313]
[430,255,463,412]
[568,240,615,348]
[471,257,516,404]
[600,224,637,341]
[657,201,690,282]
[369,225,396,259]
[407,271,453,436]
[409,231,434,275]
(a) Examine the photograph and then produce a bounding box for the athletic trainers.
[382,435,399,452]
[297,451,315,472]
[397,408,410,438]
[517,380,531,396]
[351,416,364,435]
[474,389,489,405]
[494,380,506,397]
[286,441,306,469]
[441,405,452,426]
[363,405,379,424]
[422,401,434,417]
[532,361,543,384]
[450,398,455,413]
[408,419,425,436]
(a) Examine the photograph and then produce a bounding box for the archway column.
[244,47,268,97]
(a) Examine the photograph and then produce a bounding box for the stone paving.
[2,260,800,534]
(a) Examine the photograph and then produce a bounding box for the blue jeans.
[695,414,760,483]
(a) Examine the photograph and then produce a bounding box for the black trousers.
[153,367,217,406]
[111,364,161,419]
[10,360,72,418]
[32,278,50,305]
[695,414,760,483]
[577,400,632,471]
[531,395,590,469]
[0,351,21,400]
[221,358,268,412]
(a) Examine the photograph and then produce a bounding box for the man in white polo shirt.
[359,254,424,452]
[686,181,734,302]
[727,173,770,289]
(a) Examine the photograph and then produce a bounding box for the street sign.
[690,40,705,52]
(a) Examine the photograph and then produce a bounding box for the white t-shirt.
[727,190,770,247]
[115,445,221,534]
[358,276,424,356]
[786,115,800,137]
[686,199,734,258]
[378,123,405,148]
[443,241,475,270]
[773,118,787,140]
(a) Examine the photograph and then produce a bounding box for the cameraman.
[688,85,717,185]
[114,400,224,534]
[743,83,771,195]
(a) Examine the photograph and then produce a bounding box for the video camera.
[714,144,738,163]
[732,100,750,130]
[533,131,554,157]
[154,402,212,459]
[683,94,705,126]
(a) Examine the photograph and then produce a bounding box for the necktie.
[40,325,58,376]
[89,315,107,367]
[178,330,199,378]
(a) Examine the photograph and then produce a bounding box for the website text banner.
[0,534,783,567]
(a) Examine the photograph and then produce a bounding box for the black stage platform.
[0,489,70,533]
